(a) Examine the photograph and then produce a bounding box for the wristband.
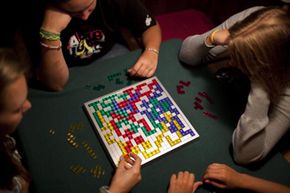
[145,47,159,55]
[40,28,61,41]
[40,41,62,50]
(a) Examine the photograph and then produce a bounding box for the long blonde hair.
[229,7,290,100]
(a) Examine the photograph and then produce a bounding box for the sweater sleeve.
[232,83,270,164]
[232,83,290,164]
[178,32,213,66]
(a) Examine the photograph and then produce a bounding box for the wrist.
[204,36,214,48]
[234,173,249,189]
[205,29,220,47]
[40,39,62,50]
[145,47,159,55]
[209,29,219,45]
[40,28,61,40]
[108,185,120,193]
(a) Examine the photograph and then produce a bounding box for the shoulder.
[237,6,266,18]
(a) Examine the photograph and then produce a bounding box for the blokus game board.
[84,77,199,166]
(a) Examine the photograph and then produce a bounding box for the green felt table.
[17,39,290,193]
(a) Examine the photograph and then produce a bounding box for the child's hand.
[206,29,230,46]
[167,171,202,193]
[128,49,158,78]
[203,163,242,189]
[109,153,142,193]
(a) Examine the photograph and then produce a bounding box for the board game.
[83,76,199,166]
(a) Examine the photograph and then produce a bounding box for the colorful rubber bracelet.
[40,28,61,41]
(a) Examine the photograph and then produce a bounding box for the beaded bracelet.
[146,47,159,55]
[40,28,61,41]
[40,41,62,50]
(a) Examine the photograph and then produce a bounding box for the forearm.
[238,173,290,193]
[39,39,69,91]
[179,6,265,66]
[142,23,161,52]
[232,83,270,164]
[179,31,212,66]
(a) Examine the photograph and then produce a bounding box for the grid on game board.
[83,76,199,166]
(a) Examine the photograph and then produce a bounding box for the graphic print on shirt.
[67,29,105,59]
[145,14,152,26]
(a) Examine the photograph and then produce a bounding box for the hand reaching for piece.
[109,153,142,193]
[128,49,158,78]
[167,171,202,193]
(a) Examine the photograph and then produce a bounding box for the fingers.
[179,171,194,185]
[127,60,144,77]
[170,173,177,184]
[117,155,127,170]
[171,171,195,184]
[128,52,158,77]
[203,163,234,189]
[168,171,201,193]
[119,153,142,170]
[128,65,155,77]
[129,153,142,169]
[204,180,225,189]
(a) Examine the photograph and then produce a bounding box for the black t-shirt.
[61,0,156,66]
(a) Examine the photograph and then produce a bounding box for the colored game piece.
[93,85,105,91]
[107,72,122,81]
[115,78,124,84]
[176,85,185,94]
[198,91,213,104]
[194,97,202,103]
[70,164,87,175]
[179,80,191,87]
[66,122,85,148]
[203,111,218,120]
[82,141,97,160]
[90,165,105,178]
[193,101,204,110]
[176,80,191,94]
[67,132,79,148]
[83,77,199,166]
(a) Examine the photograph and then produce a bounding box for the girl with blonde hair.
[179,6,290,165]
